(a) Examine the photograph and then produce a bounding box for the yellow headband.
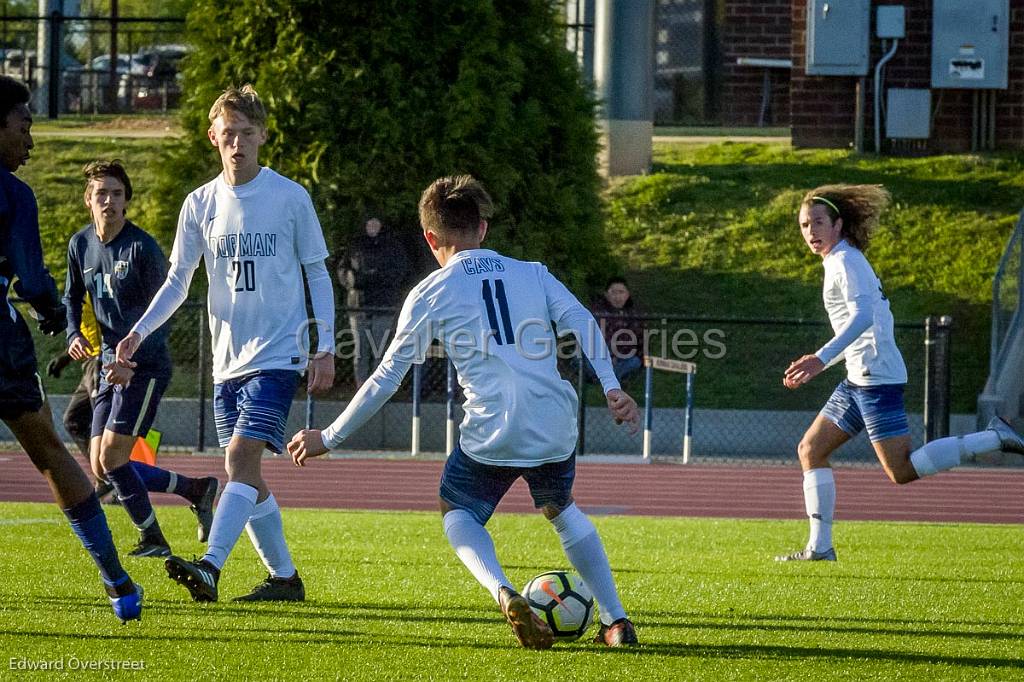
[811,196,840,216]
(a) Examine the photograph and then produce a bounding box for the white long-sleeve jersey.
[815,240,907,385]
[322,248,620,467]
[132,167,332,381]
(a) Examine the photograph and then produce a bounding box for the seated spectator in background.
[588,277,644,382]
[337,216,411,387]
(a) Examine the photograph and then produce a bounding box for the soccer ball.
[522,571,595,641]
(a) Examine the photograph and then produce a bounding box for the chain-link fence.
[0,8,186,116]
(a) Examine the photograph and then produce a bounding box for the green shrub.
[153,0,612,291]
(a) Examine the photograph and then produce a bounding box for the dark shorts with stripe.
[0,371,45,422]
[820,379,910,443]
[439,446,576,526]
[213,370,301,454]
[92,371,170,438]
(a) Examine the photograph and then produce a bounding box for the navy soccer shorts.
[213,370,300,454]
[439,446,576,525]
[92,371,170,438]
[820,379,910,443]
[0,371,45,421]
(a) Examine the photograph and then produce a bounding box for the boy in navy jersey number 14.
[289,176,641,649]
[0,76,141,622]
[64,160,219,558]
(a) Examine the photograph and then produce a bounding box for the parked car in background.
[119,44,190,110]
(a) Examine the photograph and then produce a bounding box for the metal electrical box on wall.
[931,0,1009,89]
[805,0,870,76]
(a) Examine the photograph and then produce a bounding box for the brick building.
[718,1,1024,151]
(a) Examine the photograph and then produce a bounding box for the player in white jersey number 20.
[117,85,336,602]
[288,175,642,649]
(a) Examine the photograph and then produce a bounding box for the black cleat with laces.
[165,555,220,602]
[233,572,305,602]
[593,617,639,647]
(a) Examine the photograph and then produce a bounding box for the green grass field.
[1,502,1021,680]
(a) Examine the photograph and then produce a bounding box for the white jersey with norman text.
[321,248,620,467]
[169,167,328,381]
[818,240,907,385]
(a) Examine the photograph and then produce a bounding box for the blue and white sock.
[551,504,627,625]
[443,509,513,603]
[106,462,160,535]
[63,493,130,589]
[803,468,835,553]
[202,481,258,570]
[130,461,199,502]
[244,494,296,578]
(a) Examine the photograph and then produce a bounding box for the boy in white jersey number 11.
[288,175,642,649]
[778,184,1024,562]
[117,85,336,601]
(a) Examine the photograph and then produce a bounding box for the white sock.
[202,481,258,571]
[443,509,512,603]
[803,468,835,553]
[551,504,627,625]
[245,494,296,579]
[910,431,1001,477]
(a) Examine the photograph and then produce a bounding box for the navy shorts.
[92,371,169,438]
[439,446,576,525]
[214,370,300,454]
[820,379,910,443]
[0,371,45,421]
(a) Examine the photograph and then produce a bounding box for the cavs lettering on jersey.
[322,249,621,467]
[167,167,328,381]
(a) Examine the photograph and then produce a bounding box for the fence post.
[196,302,207,453]
[47,10,61,119]
[924,315,952,442]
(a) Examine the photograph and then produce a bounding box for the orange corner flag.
[130,429,162,466]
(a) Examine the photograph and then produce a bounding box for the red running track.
[1,451,1022,524]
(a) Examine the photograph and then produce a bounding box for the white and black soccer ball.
[522,571,595,642]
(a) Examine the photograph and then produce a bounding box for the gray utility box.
[931,0,1009,89]
[886,88,931,139]
[806,0,870,76]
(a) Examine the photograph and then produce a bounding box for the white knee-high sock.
[803,468,835,553]
[443,510,512,603]
[202,481,258,570]
[910,431,1001,477]
[551,504,627,625]
[245,494,296,578]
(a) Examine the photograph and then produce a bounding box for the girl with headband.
[776,184,1023,562]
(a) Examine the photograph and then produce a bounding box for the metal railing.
[990,209,1023,378]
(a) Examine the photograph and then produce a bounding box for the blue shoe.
[109,583,143,624]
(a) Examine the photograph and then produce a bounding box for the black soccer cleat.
[987,416,1024,456]
[594,617,639,647]
[190,477,220,543]
[165,555,220,602]
[232,572,305,602]
[128,539,172,558]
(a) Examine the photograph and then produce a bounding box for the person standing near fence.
[777,184,1024,562]
[589,276,644,382]
[0,75,141,622]
[288,175,642,649]
[338,215,410,387]
[117,84,335,602]
[64,160,219,557]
